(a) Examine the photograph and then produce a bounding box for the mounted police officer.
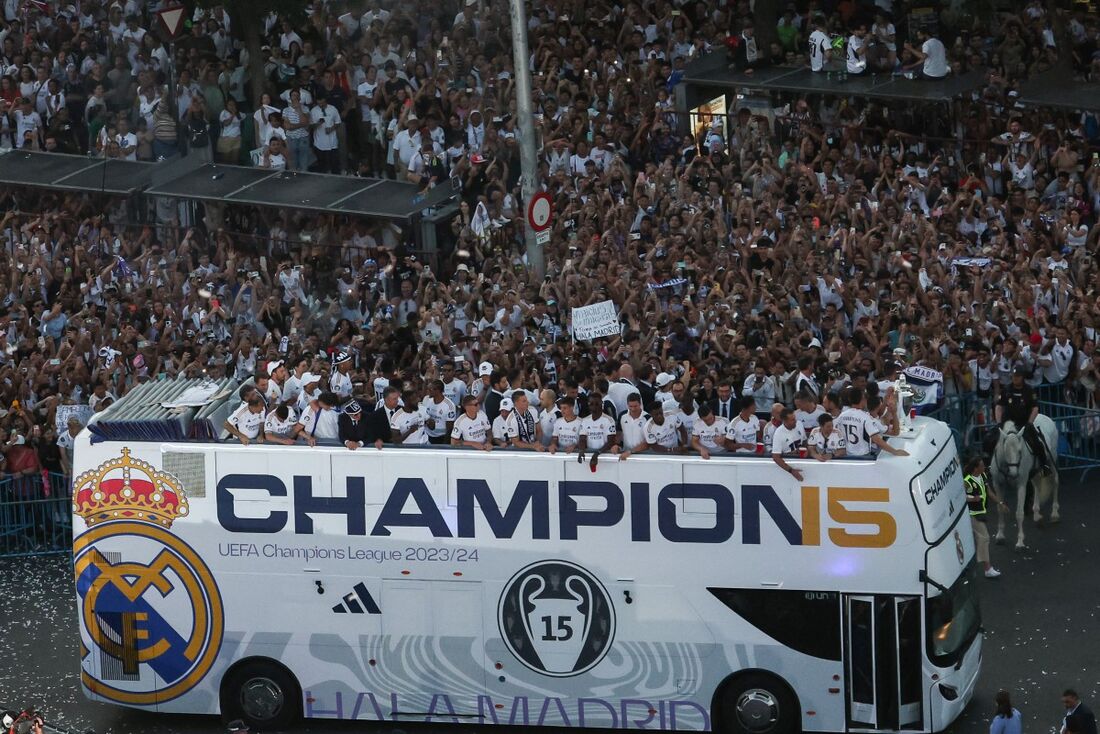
[963,455,1007,579]
[992,364,1050,472]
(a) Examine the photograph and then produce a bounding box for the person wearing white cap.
[453,0,480,31]
[263,360,286,404]
[491,397,514,447]
[296,371,324,413]
[469,360,494,403]
[654,371,679,412]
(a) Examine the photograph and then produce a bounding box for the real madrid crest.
[72,449,223,706]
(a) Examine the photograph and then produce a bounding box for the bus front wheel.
[715,672,799,734]
[221,659,301,730]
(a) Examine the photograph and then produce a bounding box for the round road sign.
[527,191,552,231]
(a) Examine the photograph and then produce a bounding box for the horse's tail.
[1036,475,1054,505]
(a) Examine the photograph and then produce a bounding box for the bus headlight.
[938,683,959,701]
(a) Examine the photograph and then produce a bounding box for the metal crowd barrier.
[0,472,73,557]
[928,391,1100,480]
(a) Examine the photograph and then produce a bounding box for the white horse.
[990,415,1060,550]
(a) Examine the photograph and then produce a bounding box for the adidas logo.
[332,582,381,615]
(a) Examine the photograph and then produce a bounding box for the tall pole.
[508,0,544,279]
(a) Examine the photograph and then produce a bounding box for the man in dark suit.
[709,381,738,421]
[1063,690,1098,734]
[483,370,509,423]
[339,400,372,449]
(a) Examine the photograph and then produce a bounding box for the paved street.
[2,480,1096,734]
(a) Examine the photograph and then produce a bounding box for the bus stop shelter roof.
[682,55,986,103]
[143,164,457,220]
[0,152,457,222]
[1016,70,1100,111]
[0,149,157,195]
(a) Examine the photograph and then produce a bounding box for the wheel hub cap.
[241,676,283,721]
[736,688,779,733]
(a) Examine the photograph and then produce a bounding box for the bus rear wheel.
[716,673,799,734]
[221,660,300,730]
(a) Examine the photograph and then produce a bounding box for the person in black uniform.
[993,365,1049,471]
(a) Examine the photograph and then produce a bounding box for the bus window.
[926,561,981,667]
[708,588,841,661]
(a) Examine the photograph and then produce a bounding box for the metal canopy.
[0,152,458,222]
[143,163,457,220]
[0,149,157,195]
[1017,70,1100,112]
[682,55,986,103]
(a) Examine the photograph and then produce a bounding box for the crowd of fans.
[0,0,1099,485]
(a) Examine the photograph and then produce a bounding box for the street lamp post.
[507,0,545,279]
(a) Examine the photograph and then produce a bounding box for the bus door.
[844,595,922,731]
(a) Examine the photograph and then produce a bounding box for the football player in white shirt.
[549,398,583,454]
[262,360,286,405]
[794,392,828,433]
[294,391,341,446]
[392,392,429,445]
[224,395,266,445]
[263,404,298,445]
[808,413,847,461]
[691,404,729,459]
[439,360,468,406]
[761,402,784,452]
[295,373,323,413]
[281,357,308,407]
[617,393,649,452]
[536,389,560,449]
[834,386,909,458]
[421,379,458,445]
[451,395,492,450]
[726,397,762,453]
[492,398,516,447]
[771,408,807,481]
[622,403,684,459]
[579,393,618,455]
[808,19,833,72]
[330,352,354,399]
[504,391,542,450]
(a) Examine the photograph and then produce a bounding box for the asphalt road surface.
[2,480,1096,734]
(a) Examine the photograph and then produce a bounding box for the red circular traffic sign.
[527,191,552,232]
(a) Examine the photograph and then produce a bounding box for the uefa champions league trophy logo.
[519,572,595,675]
[498,560,615,677]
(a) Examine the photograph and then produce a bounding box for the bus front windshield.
[926,560,981,666]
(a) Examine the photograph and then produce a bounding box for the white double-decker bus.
[71,412,979,734]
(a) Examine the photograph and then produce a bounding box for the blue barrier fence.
[0,472,72,557]
[928,391,1100,479]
